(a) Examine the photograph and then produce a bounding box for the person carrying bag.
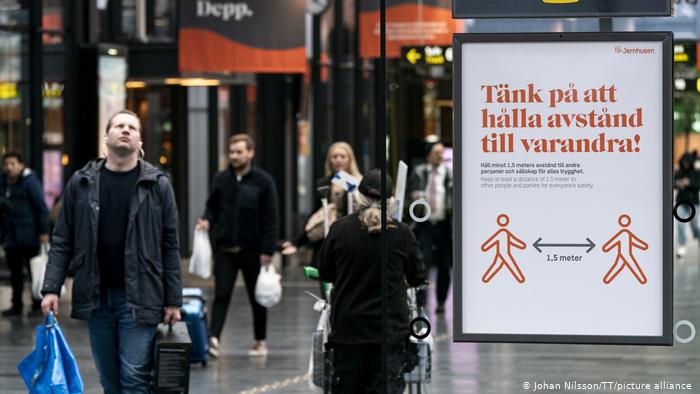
[17,311,84,394]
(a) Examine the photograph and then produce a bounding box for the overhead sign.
[453,33,672,345]
[360,0,460,59]
[453,0,672,18]
[179,0,306,73]
[401,45,453,65]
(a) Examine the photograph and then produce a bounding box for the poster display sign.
[360,0,460,58]
[179,0,306,73]
[453,33,672,344]
[453,0,672,19]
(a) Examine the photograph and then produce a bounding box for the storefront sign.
[401,45,453,65]
[360,0,459,58]
[453,33,672,344]
[179,0,306,73]
[453,0,672,18]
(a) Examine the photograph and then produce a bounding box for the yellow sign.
[0,83,17,100]
[406,48,422,65]
[675,53,689,63]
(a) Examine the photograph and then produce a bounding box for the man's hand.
[41,293,59,316]
[280,241,297,256]
[260,254,272,266]
[195,219,210,231]
[163,307,181,325]
[39,234,49,244]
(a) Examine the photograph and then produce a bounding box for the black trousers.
[415,219,452,306]
[6,246,40,311]
[330,341,415,394]
[210,249,267,340]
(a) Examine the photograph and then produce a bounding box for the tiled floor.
[1,246,699,393]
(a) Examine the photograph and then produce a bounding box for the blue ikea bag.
[17,311,84,394]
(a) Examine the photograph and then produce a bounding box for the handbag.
[189,228,212,279]
[254,265,282,307]
[30,243,50,300]
[17,311,84,394]
[304,203,337,242]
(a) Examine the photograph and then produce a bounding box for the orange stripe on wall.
[360,4,459,59]
[179,28,306,74]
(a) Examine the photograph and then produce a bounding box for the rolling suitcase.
[181,288,209,366]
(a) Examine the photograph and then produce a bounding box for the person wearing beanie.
[319,168,426,393]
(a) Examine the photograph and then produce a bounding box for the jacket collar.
[77,158,162,184]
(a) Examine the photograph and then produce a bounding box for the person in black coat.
[319,169,426,393]
[41,110,182,393]
[0,152,48,317]
[197,133,280,357]
[675,152,700,257]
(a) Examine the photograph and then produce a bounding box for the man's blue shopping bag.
[17,311,84,394]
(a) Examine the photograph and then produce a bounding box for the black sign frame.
[453,0,672,19]
[453,32,673,345]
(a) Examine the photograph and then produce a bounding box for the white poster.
[456,35,670,341]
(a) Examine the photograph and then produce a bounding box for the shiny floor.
[1,246,699,394]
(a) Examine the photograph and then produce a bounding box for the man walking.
[409,141,453,313]
[41,110,182,393]
[197,133,279,357]
[0,152,49,317]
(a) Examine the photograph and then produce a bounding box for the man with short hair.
[197,133,279,357]
[41,109,182,393]
[409,141,453,313]
[0,152,49,317]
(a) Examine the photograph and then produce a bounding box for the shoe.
[248,343,268,357]
[208,337,220,358]
[27,308,43,318]
[2,307,22,317]
[677,246,687,258]
[435,304,445,314]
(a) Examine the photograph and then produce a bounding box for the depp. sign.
[179,0,306,73]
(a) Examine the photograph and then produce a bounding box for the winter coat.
[0,168,48,248]
[42,159,182,324]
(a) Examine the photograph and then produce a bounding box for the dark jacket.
[0,168,49,248]
[675,153,700,205]
[203,166,279,255]
[319,214,426,345]
[42,159,182,324]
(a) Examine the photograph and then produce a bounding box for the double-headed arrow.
[532,237,596,253]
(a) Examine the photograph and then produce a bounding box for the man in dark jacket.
[196,133,279,357]
[0,152,49,317]
[408,141,453,313]
[41,110,182,393]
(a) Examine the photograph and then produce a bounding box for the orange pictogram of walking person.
[602,214,649,285]
[481,214,527,283]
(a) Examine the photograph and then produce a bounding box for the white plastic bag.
[189,229,212,279]
[255,265,282,307]
[30,243,49,300]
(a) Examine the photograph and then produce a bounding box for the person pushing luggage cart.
[318,169,426,393]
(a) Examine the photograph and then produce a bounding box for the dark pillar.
[229,85,248,135]
[29,0,44,180]
[332,0,350,143]
[256,75,287,238]
[208,86,219,181]
[171,86,189,255]
[311,13,326,183]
